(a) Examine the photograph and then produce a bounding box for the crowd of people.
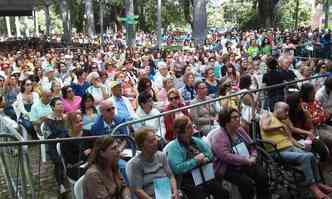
[1,27,332,199]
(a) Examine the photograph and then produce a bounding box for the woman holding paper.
[127,127,179,199]
[211,107,271,199]
[165,116,229,199]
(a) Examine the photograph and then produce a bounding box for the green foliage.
[207,3,225,28]
[223,1,255,28]
[276,0,312,29]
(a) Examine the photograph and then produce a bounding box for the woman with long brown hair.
[83,136,131,199]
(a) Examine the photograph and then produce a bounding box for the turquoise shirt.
[30,101,52,122]
[164,137,213,175]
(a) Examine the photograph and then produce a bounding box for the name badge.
[154,177,172,199]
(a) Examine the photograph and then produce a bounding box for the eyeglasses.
[105,107,115,112]
[25,83,32,86]
[231,114,241,120]
[169,96,179,101]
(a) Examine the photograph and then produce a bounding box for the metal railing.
[0,74,327,199]
[111,74,328,135]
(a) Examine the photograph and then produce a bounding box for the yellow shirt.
[260,113,292,151]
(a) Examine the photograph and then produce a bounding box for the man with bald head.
[260,101,332,198]
[91,99,128,136]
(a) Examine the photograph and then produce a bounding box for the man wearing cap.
[40,66,62,91]
[108,80,136,122]
[86,72,109,104]
[154,61,172,89]
[91,100,128,136]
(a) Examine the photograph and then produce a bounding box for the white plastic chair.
[56,142,76,197]
[38,123,47,163]
[74,175,84,199]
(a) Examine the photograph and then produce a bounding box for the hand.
[172,190,179,199]
[248,156,256,166]
[83,149,91,156]
[307,133,315,140]
[194,153,206,165]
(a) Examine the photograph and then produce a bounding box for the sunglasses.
[105,107,115,112]
[25,83,32,86]
[169,96,179,101]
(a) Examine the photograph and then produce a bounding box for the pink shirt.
[62,96,82,113]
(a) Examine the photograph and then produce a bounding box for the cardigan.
[164,137,213,175]
[211,127,256,173]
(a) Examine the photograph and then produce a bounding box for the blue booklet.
[154,177,172,199]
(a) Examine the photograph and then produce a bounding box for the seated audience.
[91,99,128,135]
[61,85,81,113]
[61,111,93,181]
[165,116,228,199]
[127,128,179,199]
[260,102,332,199]
[163,88,190,142]
[83,136,131,199]
[80,93,98,130]
[211,107,271,199]
[191,81,219,135]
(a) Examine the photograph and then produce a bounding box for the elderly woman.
[179,71,196,103]
[204,67,219,96]
[211,107,271,199]
[61,85,81,113]
[83,136,131,199]
[164,116,228,199]
[190,81,219,135]
[127,128,179,199]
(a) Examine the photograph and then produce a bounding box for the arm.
[212,130,251,166]
[260,113,284,133]
[162,153,178,198]
[126,159,153,199]
[166,143,198,175]
[283,118,314,138]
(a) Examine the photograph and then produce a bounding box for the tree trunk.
[84,0,95,38]
[257,0,279,28]
[183,0,193,29]
[125,0,136,48]
[6,17,12,37]
[294,0,300,29]
[59,0,71,45]
[99,0,104,48]
[156,0,162,49]
[192,0,207,49]
[15,17,21,38]
[324,0,330,29]
[43,0,51,37]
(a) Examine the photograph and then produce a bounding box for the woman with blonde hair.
[127,127,179,199]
